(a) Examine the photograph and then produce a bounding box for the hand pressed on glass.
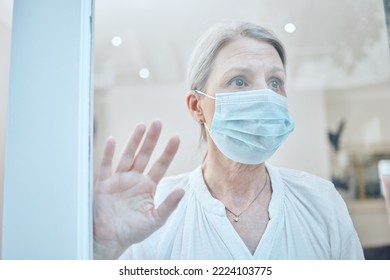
[93,120,185,260]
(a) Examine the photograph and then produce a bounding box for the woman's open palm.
[93,120,184,259]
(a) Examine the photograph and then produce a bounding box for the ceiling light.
[111,36,122,46]
[284,23,296,33]
[139,68,150,79]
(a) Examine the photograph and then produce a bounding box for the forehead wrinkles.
[213,39,283,76]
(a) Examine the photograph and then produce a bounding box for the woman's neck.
[201,147,268,205]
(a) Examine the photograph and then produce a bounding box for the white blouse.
[119,163,364,260]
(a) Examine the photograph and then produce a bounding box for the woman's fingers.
[116,123,147,173]
[97,137,116,182]
[148,136,180,184]
[131,120,162,173]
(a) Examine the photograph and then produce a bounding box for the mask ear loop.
[194,89,216,100]
[203,122,211,133]
[194,90,213,133]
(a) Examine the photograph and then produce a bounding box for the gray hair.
[186,21,286,92]
[185,21,286,143]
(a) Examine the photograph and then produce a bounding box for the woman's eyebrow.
[221,66,286,81]
[269,66,286,75]
[221,67,253,78]
[223,66,285,74]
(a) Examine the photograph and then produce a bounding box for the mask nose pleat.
[215,121,294,137]
[217,101,288,119]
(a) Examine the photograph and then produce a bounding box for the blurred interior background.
[1,0,390,258]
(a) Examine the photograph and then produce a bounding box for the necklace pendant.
[234,217,239,222]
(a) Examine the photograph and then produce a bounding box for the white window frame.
[2,0,94,259]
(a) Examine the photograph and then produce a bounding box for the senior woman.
[93,21,364,260]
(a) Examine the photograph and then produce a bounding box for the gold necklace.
[225,173,268,223]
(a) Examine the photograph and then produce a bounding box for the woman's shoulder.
[268,164,364,259]
[267,163,340,206]
[271,164,353,222]
[270,164,334,191]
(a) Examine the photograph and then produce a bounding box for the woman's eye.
[268,78,283,91]
[230,77,247,88]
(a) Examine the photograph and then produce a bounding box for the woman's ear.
[186,91,205,123]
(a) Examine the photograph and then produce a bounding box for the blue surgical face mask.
[195,88,295,164]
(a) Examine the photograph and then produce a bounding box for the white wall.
[94,83,203,179]
[94,83,331,181]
